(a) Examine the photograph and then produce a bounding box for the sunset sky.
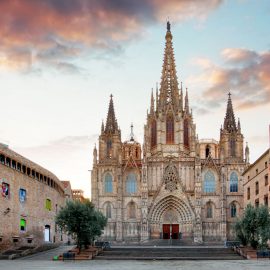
[0,0,269,198]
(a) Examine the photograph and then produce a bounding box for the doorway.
[172,224,179,239]
[44,225,50,242]
[162,224,170,239]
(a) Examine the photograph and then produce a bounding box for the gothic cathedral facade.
[91,23,250,243]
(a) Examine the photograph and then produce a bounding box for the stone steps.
[96,247,244,260]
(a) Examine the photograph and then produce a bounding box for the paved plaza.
[0,246,268,270]
[1,259,270,270]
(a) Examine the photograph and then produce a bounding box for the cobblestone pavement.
[0,260,269,270]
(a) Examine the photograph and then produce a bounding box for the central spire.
[223,92,237,132]
[158,21,181,112]
[105,94,118,134]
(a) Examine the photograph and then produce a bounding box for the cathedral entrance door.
[162,224,170,239]
[171,224,179,239]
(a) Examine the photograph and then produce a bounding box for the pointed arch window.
[166,115,174,144]
[184,118,189,148]
[128,202,136,219]
[126,173,137,193]
[107,139,112,158]
[206,202,213,218]
[203,171,216,193]
[230,203,237,218]
[230,139,236,157]
[205,145,210,158]
[151,120,157,147]
[106,203,112,219]
[104,173,113,193]
[230,172,238,192]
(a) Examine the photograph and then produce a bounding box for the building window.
[184,118,189,148]
[203,171,216,193]
[247,187,250,200]
[265,161,268,169]
[104,173,113,193]
[230,139,236,157]
[45,199,52,211]
[126,173,137,194]
[166,115,174,144]
[264,195,268,206]
[205,145,210,158]
[106,139,112,158]
[230,172,238,192]
[20,219,26,231]
[230,203,237,218]
[256,169,258,175]
[151,120,157,147]
[1,182,10,198]
[0,154,5,164]
[19,189,26,202]
[128,202,136,219]
[265,174,268,186]
[255,199,259,208]
[106,203,112,219]
[206,202,213,218]
[255,181,259,195]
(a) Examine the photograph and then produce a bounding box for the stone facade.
[0,143,70,250]
[243,149,269,208]
[91,23,249,243]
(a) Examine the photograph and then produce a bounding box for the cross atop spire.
[105,94,118,134]
[130,123,134,142]
[223,91,237,132]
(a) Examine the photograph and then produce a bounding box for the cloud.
[0,0,223,72]
[191,48,270,112]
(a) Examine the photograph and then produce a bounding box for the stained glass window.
[166,115,174,144]
[126,173,137,193]
[203,171,215,193]
[105,173,113,193]
[230,172,238,192]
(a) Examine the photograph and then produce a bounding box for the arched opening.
[230,203,237,218]
[126,173,137,194]
[107,139,112,158]
[166,115,174,144]
[230,139,236,157]
[205,145,210,158]
[44,225,50,242]
[127,202,136,219]
[106,203,112,219]
[206,202,213,218]
[230,172,238,192]
[104,173,113,193]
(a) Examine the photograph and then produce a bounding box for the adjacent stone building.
[243,149,269,208]
[91,22,249,243]
[0,143,69,250]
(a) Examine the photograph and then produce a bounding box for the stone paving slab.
[0,260,270,270]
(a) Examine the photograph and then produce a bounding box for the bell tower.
[220,93,244,162]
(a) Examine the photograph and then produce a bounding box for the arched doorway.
[149,195,194,240]
[44,225,50,242]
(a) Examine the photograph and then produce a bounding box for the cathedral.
[91,22,250,243]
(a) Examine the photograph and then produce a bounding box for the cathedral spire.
[223,92,237,132]
[158,21,181,112]
[150,88,154,114]
[185,87,189,113]
[105,94,118,134]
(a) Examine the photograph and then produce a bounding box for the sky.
[0,0,269,198]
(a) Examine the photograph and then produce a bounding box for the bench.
[63,252,75,261]
[257,250,270,259]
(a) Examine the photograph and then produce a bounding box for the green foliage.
[235,204,270,249]
[56,200,107,250]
